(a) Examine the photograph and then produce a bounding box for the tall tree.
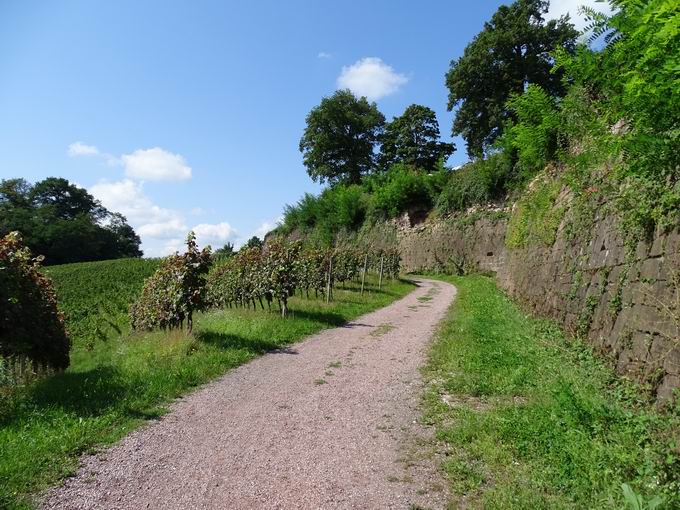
[299,89,385,185]
[379,104,455,172]
[445,0,578,157]
[242,236,263,251]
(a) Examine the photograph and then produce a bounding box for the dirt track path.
[42,278,456,510]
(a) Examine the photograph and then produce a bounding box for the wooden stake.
[378,254,384,290]
[326,255,333,303]
[360,253,368,295]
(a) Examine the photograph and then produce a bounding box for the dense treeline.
[282,0,679,244]
[0,177,142,265]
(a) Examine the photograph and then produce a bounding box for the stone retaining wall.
[397,210,680,401]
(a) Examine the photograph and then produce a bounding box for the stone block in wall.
[658,374,680,402]
[649,229,666,257]
[664,227,680,255]
[630,331,654,364]
[639,257,665,283]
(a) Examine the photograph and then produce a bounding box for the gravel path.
[41,278,456,510]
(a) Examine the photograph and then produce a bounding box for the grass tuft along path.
[422,275,679,509]
[0,275,413,509]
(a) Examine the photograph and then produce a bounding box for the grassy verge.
[422,275,679,509]
[0,275,413,509]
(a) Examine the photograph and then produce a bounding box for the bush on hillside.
[499,84,560,182]
[281,185,368,245]
[436,153,513,215]
[0,232,69,370]
[130,232,211,333]
[367,163,445,219]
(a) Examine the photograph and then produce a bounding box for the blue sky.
[0,0,601,256]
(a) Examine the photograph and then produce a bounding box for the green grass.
[0,270,413,509]
[422,275,679,509]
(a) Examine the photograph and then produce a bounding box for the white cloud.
[337,57,408,101]
[121,147,192,182]
[68,141,99,157]
[546,0,614,31]
[318,51,332,59]
[253,217,282,239]
[137,219,187,240]
[193,222,237,248]
[89,179,181,226]
[89,179,188,256]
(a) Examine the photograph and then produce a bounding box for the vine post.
[325,255,333,303]
[378,254,384,291]
[360,253,368,295]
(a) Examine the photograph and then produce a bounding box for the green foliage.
[0,274,413,509]
[207,242,400,317]
[0,178,142,265]
[378,104,454,172]
[621,483,664,510]
[506,176,564,248]
[264,241,302,317]
[45,257,161,351]
[130,233,211,332]
[367,164,441,219]
[213,242,235,259]
[0,232,69,370]
[243,236,264,250]
[435,153,513,215]
[299,89,385,185]
[281,185,369,245]
[499,84,560,182]
[553,0,680,234]
[423,275,680,508]
[445,0,578,156]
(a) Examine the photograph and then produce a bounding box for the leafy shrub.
[367,163,439,219]
[436,153,513,215]
[207,243,400,316]
[553,0,680,233]
[130,232,211,333]
[0,232,69,370]
[263,241,302,317]
[281,186,368,245]
[506,177,564,248]
[499,84,559,182]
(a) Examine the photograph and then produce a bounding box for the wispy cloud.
[337,57,408,101]
[317,51,332,59]
[68,141,99,157]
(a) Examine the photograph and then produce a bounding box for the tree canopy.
[243,236,263,250]
[445,0,578,157]
[379,104,455,172]
[0,177,142,264]
[299,89,385,185]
